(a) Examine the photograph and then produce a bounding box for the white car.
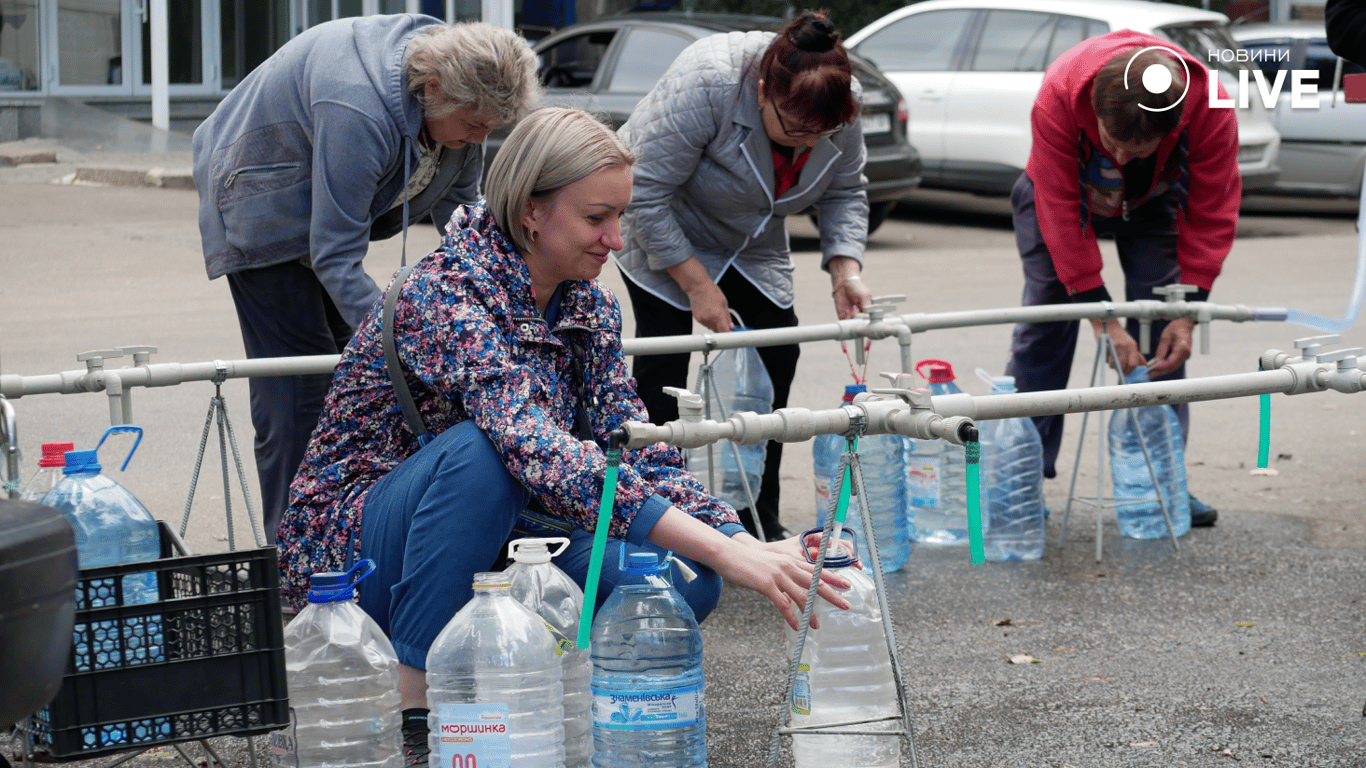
[845,0,1281,195]
[1230,21,1366,197]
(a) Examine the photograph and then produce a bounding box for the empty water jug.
[975,371,1046,561]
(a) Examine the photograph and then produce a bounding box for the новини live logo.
[1124,45,1329,111]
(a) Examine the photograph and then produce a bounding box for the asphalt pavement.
[2,111,1366,767]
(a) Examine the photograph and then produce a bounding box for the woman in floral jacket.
[277,108,850,734]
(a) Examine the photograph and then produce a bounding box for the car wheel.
[807,200,897,236]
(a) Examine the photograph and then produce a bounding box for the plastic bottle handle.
[94,425,143,472]
[975,368,996,387]
[509,537,571,562]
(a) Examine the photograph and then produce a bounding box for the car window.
[1306,38,1366,89]
[1046,15,1108,68]
[608,28,694,93]
[1238,38,1293,78]
[855,9,973,71]
[539,30,617,89]
[972,10,1053,71]
[1161,22,1256,79]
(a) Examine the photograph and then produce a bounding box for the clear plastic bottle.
[686,332,773,511]
[506,538,593,768]
[40,427,162,671]
[812,385,911,572]
[40,426,166,747]
[909,360,969,545]
[20,441,74,501]
[1109,366,1191,539]
[975,372,1046,561]
[270,559,402,768]
[785,531,900,768]
[426,572,565,768]
[590,552,705,768]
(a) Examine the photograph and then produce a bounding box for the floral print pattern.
[276,203,738,606]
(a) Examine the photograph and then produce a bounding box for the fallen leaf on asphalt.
[1222,750,1234,757]
[1082,572,1107,578]
[993,618,1014,626]
[1236,621,1256,627]
[1082,675,1104,680]
[1277,453,1293,461]
[1053,647,1074,652]
[1009,654,1042,664]
[1130,739,1157,748]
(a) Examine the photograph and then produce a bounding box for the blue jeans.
[350,419,723,668]
[1005,173,1190,477]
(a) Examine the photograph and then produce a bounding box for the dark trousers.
[227,260,353,542]
[1005,173,1190,478]
[622,270,799,540]
[351,419,721,668]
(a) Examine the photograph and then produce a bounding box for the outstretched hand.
[718,533,851,631]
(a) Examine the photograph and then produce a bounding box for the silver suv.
[845,0,1281,195]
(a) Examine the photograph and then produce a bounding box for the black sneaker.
[401,708,430,768]
[1189,494,1218,527]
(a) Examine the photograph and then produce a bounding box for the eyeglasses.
[769,102,844,139]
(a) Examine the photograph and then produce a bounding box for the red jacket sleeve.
[1027,78,1109,296]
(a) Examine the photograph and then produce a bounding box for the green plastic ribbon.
[578,446,621,649]
[834,436,859,526]
[1258,391,1271,471]
[965,440,984,565]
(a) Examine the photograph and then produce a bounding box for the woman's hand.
[828,256,873,320]
[687,281,733,333]
[666,256,733,333]
[720,533,851,631]
[646,509,850,631]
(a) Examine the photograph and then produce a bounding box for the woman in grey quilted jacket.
[615,11,875,541]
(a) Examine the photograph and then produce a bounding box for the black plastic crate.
[27,523,289,759]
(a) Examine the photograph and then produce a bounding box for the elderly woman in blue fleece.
[275,107,852,764]
[191,17,540,544]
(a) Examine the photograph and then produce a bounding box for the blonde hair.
[405,22,542,124]
[485,107,635,254]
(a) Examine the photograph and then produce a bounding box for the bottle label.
[268,708,299,768]
[907,457,940,508]
[542,621,574,658]
[790,664,811,716]
[591,683,703,730]
[438,703,512,768]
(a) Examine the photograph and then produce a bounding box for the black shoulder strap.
[382,264,432,446]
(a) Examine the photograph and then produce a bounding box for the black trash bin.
[0,498,78,725]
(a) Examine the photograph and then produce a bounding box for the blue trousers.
[1005,173,1190,478]
[227,261,352,542]
[350,419,723,669]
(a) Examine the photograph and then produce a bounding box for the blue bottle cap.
[62,449,101,474]
[799,527,860,569]
[843,384,867,396]
[624,552,668,574]
[307,571,354,603]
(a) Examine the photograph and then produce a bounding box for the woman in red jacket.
[1005,30,1241,527]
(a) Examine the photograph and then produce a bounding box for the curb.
[72,166,195,189]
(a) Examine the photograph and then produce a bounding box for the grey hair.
[485,107,635,254]
[405,22,542,124]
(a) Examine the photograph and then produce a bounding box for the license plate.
[862,112,891,135]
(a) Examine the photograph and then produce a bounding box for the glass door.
[0,0,41,91]
[48,0,134,93]
[133,0,216,93]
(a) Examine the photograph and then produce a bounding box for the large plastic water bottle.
[590,551,705,768]
[812,385,911,572]
[908,360,969,545]
[975,371,1046,561]
[506,538,593,768]
[426,572,565,768]
[686,330,773,511]
[20,441,74,501]
[270,560,402,768]
[40,427,162,671]
[1109,366,1192,539]
[786,530,900,768]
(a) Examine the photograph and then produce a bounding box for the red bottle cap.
[38,442,75,468]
